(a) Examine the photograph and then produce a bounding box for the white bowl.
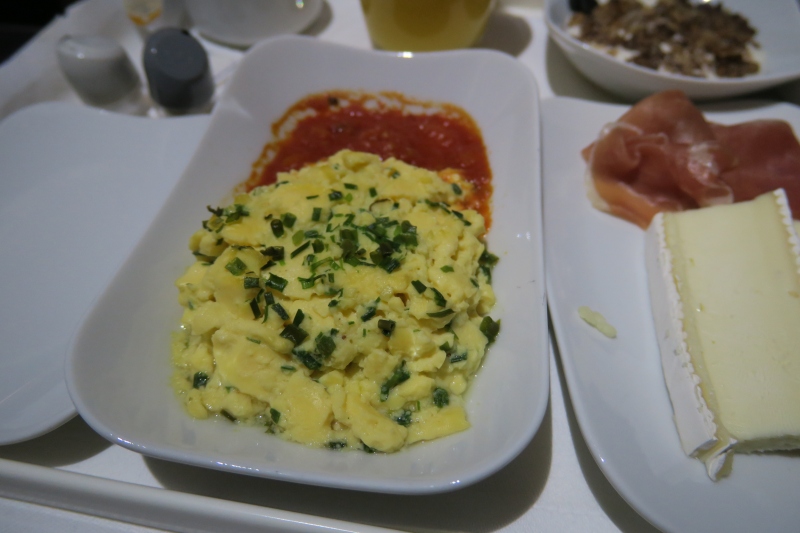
[66,35,548,494]
[545,0,800,101]
[184,0,323,48]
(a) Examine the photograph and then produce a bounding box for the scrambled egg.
[171,150,499,452]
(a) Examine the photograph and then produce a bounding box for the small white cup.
[56,35,148,114]
[184,0,323,48]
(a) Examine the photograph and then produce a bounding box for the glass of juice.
[360,0,496,52]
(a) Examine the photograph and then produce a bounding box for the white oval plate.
[545,0,800,101]
[66,35,548,494]
[0,102,209,445]
[543,96,800,533]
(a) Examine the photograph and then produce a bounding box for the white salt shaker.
[56,35,148,115]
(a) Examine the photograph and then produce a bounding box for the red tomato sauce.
[247,91,493,227]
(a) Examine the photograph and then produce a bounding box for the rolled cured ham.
[582,90,800,228]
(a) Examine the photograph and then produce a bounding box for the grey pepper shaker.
[143,28,214,114]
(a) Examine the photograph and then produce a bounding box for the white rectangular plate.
[66,35,548,495]
[543,96,800,532]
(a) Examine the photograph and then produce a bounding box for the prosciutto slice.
[712,120,800,216]
[583,90,800,228]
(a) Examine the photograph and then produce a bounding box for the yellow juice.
[360,0,495,52]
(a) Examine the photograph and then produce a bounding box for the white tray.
[0,1,683,531]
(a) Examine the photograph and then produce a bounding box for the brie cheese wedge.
[646,189,800,480]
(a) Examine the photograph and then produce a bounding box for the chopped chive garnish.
[430,287,447,307]
[479,250,499,267]
[478,250,499,282]
[369,249,384,266]
[380,361,410,401]
[265,273,288,292]
[270,408,281,423]
[304,230,320,238]
[270,219,284,238]
[281,212,296,228]
[369,187,377,197]
[221,410,237,422]
[378,319,396,337]
[315,334,336,357]
[361,303,377,322]
[291,241,310,258]
[344,183,358,190]
[223,204,249,223]
[225,257,247,276]
[312,207,322,221]
[192,371,209,389]
[280,323,308,345]
[329,190,343,201]
[299,274,323,289]
[310,257,333,271]
[390,170,400,178]
[433,387,450,407]
[441,265,454,273]
[450,352,468,363]
[393,233,417,246]
[244,276,261,289]
[261,246,284,260]
[452,183,462,195]
[249,298,261,319]
[411,280,426,293]
[246,337,261,344]
[312,239,325,253]
[427,309,454,318]
[306,195,319,199]
[280,365,296,373]
[340,228,358,243]
[327,440,347,450]
[394,410,412,427]
[293,309,305,326]
[379,258,401,273]
[345,193,353,203]
[362,442,376,453]
[264,292,275,305]
[293,348,321,370]
[328,299,338,307]
[272,303,289,320]
[480,316,500,343]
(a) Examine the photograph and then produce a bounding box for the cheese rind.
[646,189,800,479]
